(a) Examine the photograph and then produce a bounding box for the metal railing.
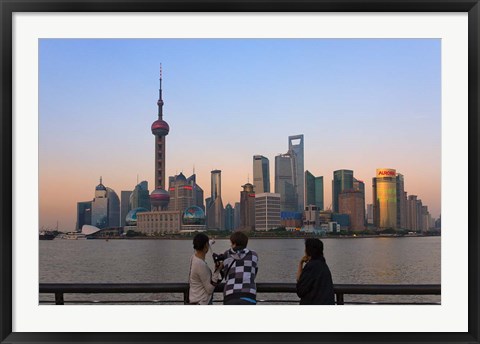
[39,283,441,305]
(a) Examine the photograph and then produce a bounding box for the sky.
[39,38,441,231]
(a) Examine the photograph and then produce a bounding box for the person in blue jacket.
[296,238,335,305]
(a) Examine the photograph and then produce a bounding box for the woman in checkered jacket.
[221,232,259,305]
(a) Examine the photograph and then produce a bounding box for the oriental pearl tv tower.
[150,65,170,210]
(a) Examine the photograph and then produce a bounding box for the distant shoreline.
[72,234,440,241]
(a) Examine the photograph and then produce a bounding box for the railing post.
[336,292,344,305]
[184,287,189,305]
[55,292,64,305]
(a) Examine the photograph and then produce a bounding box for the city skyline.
[39,38,441,230]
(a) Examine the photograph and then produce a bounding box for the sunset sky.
[39,38,441,230]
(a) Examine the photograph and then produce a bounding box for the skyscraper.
[289,135,304,212]
[255,193,281,231]
[305,170,324,210]
[186,173,205,211]
[233,202,241,230]
[240,183,256,231]
[406,195,418,231]
[106,187,120,228]
[167,173,194,212]
[396,174,407,229]
[206,170,224,230]
[253,155,270,193]
[353,178,365,226]
[372,168,397,229]
[90,177,120,229]
[130,181,151,210]
[120,190,132,227]
[224,203,234,231]
[150,65,171,211]
[275,151,297,212]
[91,177,109,228]
[332,170,354,213]
[339,190,365,231]
[76,201,92,231]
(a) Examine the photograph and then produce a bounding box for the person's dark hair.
[230,231,248,250]
[305,238,324,260]
[193,233,209,251]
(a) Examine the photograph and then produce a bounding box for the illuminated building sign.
[376,169,396,177]
[183,186,193,190]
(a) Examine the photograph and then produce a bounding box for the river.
[39,236,440,304]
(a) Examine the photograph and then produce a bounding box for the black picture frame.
[1,1,479,343]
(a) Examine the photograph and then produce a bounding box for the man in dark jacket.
[296,238,335,305]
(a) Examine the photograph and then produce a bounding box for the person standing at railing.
[188,233,223,305]
[220,231,259,305]
[296,238,335,305]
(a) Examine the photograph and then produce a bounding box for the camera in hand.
[212,253,226,264]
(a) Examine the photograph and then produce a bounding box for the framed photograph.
[1,1,478,343]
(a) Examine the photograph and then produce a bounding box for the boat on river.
[58,232,86,240]
[39,231,55,240]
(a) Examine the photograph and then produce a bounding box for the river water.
[39,236,440,304]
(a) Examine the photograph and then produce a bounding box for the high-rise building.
[91,178,109,229]
[255,193,281,231]
[167,172,197,212]
[253,155,270,193]
[225,203,234,231]
[130,181,151,210]
[186,174,205,211]
[305,170,324,210]
[240,183,256,231]
[106,187,120,228]
[76,201,92,231]
[396,174,407,229]
[353,178,365,226]
[366,204,374,224]
[275,151,297,212]
[416,198,424,231]
[302,205,322,232]
[372,168,397,229]
[332,170,354,213]
[120,191,132,227]
[90,177,120,229]
[233,202,241,230]
[406,195,418,231]
[206,170,224,230]
[289,135,304,212]
[421,205,430,232]
[150,65,171,211]
[339,190,365,231]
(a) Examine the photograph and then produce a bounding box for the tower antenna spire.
[100,176,102,185]
[157,63,164,119]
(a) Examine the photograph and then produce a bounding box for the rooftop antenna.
[100,176,102,184]
[247,174,250,183]
[193,164,195,175]
[158,63,164,120]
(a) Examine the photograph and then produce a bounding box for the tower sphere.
[182,206,206,225]
[151,119,170,136]
[150,188,170,208]
[125,207,149,226]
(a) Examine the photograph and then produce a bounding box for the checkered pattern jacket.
[222,248,258,298]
